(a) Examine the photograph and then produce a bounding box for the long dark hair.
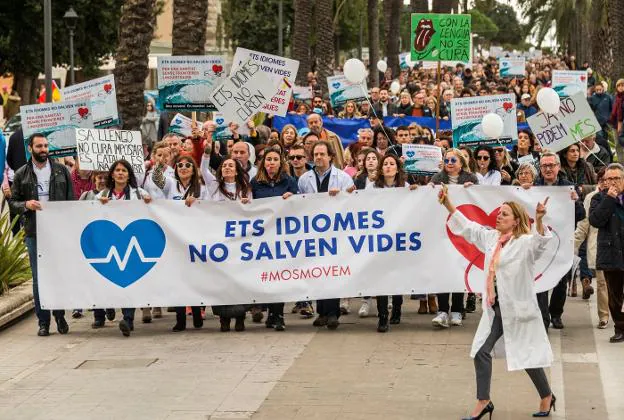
[255,147,288,183]
[374,154,406,188]
[174,155,202,198]
[372,126,396,148]
[215,158,251,200]
[474,145,498,173]
[106,159,138,190]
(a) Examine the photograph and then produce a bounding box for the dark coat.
[430,170,478,185]
[6,128,26,172]
[251,173,298,199]
[534,176,586,223]
[589,191,624,271]
[9,159,74,237]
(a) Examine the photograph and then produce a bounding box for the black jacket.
[9,160,74,237]
[534,176,586,223]
[589,191,624,270]
[430,170,479,185]
[251,173,298,199]
[6,128,26,172]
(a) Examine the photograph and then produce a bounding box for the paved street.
[0,295,622,420]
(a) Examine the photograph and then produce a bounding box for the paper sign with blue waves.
[552,70,588,98]
[498,58,525,78]
[327,75,368,108]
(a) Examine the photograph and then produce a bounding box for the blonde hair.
[501,201,531,238]
[445,148,469,172]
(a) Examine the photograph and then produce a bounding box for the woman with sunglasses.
[250,147,298,331]
[97,159,152,337]
[365,154,417,331]
[430,149,478,329]
[199,150,253,331]
[492,146,518,185]
[474,146,502,186]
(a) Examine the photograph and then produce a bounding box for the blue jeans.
[25,237,65,327]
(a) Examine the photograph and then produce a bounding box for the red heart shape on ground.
[103,83,112,93]
[446,205,500,270]
[503,102,513,111]
[78,107,89,118]
[212,64,223,73]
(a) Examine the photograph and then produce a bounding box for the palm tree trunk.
[432,0,454,13]
[293,0,313,85]
[591,0,612,78]
[411,0,429,12]
[172,0,208,55]
[609,0,624,80]
[315,0,335,95]
[368,0,380,87]
[384,0,401,79]
[113,0,157,131]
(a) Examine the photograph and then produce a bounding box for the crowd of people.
[0,54,623,358]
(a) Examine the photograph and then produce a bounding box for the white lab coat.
[297,166,354,194]
[447,210,554,371]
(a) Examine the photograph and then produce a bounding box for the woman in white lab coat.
[437,185,556,419]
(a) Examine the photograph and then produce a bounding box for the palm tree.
[384,0,401,79]
[172,0,209,55]
[411,0,429,12]
[432,0,454,13]
[591,0,613,79]
[293,0,313,85]
[609,0,624,80]
[315,0,335,94]
[368,0,380,87]
[113,0,157,131]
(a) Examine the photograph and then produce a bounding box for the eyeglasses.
[476,156,490,161]
[176,162,193,169]
[518,171,533,177]
[493,149,505,154]
[444,157,458,164]
[604,177,623,182]
[541,163,558,169]
[289,155,306,161]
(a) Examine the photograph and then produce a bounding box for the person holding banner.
[306,113,345,169]
[365,154,418,332]
[438,185,556,420]
[492,147,517,186]
[474,146,502,186]
[9,133,73,337]
[298,140,355,329]
[354,149,380,190]
[430,149,479,328]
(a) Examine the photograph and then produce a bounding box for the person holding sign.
[9,133,74,337]
[438,185,556,420]
[96,159,152,337]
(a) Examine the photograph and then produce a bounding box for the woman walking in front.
[437,186,556,419]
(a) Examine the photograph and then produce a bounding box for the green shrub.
[0,209,31,294]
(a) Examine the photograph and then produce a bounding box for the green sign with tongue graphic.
[411,13,471,62]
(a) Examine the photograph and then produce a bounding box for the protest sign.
[168,113,193,137]
[213,112,250,141]
[327,74,368,108]
[75,128,144,174]
[552,70,588,97]
[411,13,471,62]
[293,85,313,100]
[527,91,600,153]
[209,59,278,126]
[451,94,518,147]
[399,52,415,70]
[38,186,573,308]
[61,75,119,128]
[157,56,225,112]
[402,144,443,175]
[231,48,299,117]
[21,100,94,158]
[499,57,526,77]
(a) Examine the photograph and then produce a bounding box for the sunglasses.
[476,156,490,161]
[444,157,458,164]
[494,149,505,153]
[289,155,306,161]
[176,162,193,169]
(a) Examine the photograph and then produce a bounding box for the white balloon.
[390,81,401,95]
[377,60,387,73]
[343,58,367,84]
[536,88,561,114]
[481,113,504,138]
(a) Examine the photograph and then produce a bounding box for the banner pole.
[436,61,441,135]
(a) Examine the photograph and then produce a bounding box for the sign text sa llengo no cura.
[209,59,278,125]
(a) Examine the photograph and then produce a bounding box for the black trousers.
[376,295,403,317]
[604,270,624,333]
[175,306,202,323]
[268,302,285,317]
[437,292,464,313]
[317,299,340,317]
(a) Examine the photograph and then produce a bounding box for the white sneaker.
[450,312,463,326]
[358,298,372,317]
[340,298,350,315]
[432,312,449,328]
[388,296,393,311]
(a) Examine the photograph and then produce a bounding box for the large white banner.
[37,186,574,309]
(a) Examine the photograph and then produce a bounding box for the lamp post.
[63,7,79,86]
[44,0,52,102]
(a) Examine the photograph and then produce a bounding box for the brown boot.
[427,295,438,314]
[581,278,594,300]
[570,278,578,297]
[418,300,428,314]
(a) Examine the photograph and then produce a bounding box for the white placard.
[552,70,588,97]
[209,59,278,125]
[168,113,193,137]
[75,128,144,174]
[37,186,574,309]
[527,91,600,153]
[231,48,299,117]
[451,94,518,147]
[61,75,119,128]
[402,144,443,175]
[499,57,526,77]
[327,75,368,108]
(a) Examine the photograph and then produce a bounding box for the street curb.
[0,280,34,329]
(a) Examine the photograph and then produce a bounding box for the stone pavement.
[0,295,621,420]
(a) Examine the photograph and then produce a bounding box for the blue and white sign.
[168,113,193,137]
[327,74,368,108]
[61,75,119,128]
[451,94,518,147]
[552,70,589,97]
[498,57,526,77]
[402,144,443,175]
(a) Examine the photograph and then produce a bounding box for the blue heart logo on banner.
[406,151,415,158]
[175,118,181,124]
[80,220,166,288]
[216,117,224,125]
[332,82,341,89]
